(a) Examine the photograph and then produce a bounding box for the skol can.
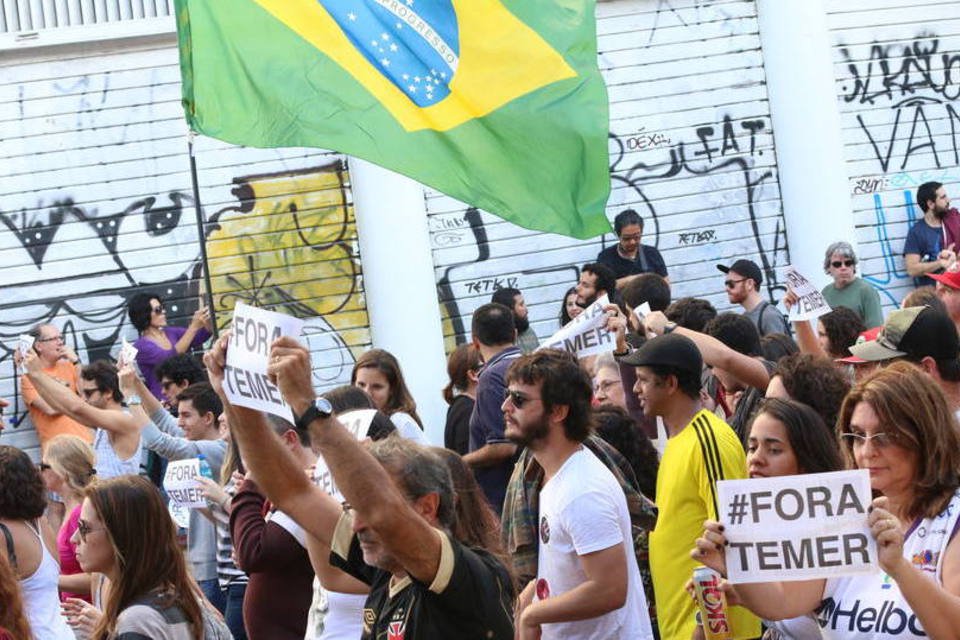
[693,566,734,640]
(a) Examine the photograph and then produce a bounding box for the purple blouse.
[134,325,211,399]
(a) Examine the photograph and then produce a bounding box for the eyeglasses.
[724,278,747,289]
[152,305,166,314]
[76,520,106,543]
[81,388,100,399]
[161,380,177,391]
[831,260,855,268]
[504,389,539,409]
[620,232,642,242]
[840,431,897,448]
[594,380,620,394]
[36,335,64,343]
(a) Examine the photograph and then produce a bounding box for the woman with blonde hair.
[40,434,97,603]
[72,475,228,639]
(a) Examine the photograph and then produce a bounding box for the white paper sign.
[163,459,207,510]
[717,470,877,584]
[117,338,138,369]
[17,334,34,358]
[785,266,832,322]
[539,295,616,358]
[312,408,374,501]
[224,302,305,422]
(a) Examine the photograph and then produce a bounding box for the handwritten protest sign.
[224,302,305,422]
[117,338,138,369]
[785,266,831,322]
[717,470,876,583]
[539,295,615,358]
[163,459,206,510]
[312,408,374,501]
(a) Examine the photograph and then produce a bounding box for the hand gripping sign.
[717,469,877,583]
[785,266,832,322]
[539,294,615,358]
[223,302,305,422]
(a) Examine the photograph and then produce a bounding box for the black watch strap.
[295,399,332,432]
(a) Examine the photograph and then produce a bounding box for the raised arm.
[22,353,139,434]
[643,312,770,390]
[783,288,827,357]
[268,336,445,586]
[203,335,342,548]
[174,307,212,354]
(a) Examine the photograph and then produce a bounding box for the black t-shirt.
[596,243,668,279]
[444,394,474,456]
[329,514,515,640]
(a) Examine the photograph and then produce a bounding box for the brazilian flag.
[174,0,611,239]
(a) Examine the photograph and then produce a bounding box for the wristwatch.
[295,397,334,431]
[125,394,142,406]
[663,321,678,334]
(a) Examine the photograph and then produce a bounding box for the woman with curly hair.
[0,551,31,640]
[0,445,74,639]
[351,348,428,444]
[817,306,866,359]
[40,434,98,603]
[73,475,227,639]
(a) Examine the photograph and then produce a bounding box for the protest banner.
[539,295,615,358]
[312,408,375,501]
[163,459,207,510]
[717,469,876,583]
[785,266,832,322]
[224,302,305,422]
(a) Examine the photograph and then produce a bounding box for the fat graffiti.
[609,115,788,302]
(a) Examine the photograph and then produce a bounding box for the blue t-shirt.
[903,219,943,287]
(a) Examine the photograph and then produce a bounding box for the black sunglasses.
[37,462,51,472]
[152,305,166,314]
[831,260,855,268]
[81,388,101,399]
[504,389,538,409]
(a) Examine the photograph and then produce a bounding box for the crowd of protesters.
[2,182,960,639]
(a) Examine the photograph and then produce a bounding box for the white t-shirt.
[535,448,654,640]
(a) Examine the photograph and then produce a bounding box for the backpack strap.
[0,522,17,571]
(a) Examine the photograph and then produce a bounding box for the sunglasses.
[81,388,101,399]
[37,462,51,472]
[724,278,747,289]
[152,305,166,314]
[504,389,539,409]
[831,260,855,268]
[76,519,106,543]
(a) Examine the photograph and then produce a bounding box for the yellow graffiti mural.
[206,161,370,360]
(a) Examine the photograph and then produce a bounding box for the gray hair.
[367,435,455,530]
[823,241,857,274]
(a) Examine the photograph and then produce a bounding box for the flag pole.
[187,131,219,339]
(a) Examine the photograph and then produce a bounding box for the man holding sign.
[694,364,960,639]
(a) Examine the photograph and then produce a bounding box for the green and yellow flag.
[174,0,611,239]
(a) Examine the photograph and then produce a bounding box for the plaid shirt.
[501,435,659,630]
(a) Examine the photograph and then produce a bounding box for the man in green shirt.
[820,241,883,328]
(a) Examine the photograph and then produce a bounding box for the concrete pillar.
[757,0,857,287]
[350,158,448,445]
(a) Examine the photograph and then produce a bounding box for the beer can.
[693,566,733,640]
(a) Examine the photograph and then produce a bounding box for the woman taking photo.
[40,434,97,602]
[695,362,960,639]
[351,348,429,444]
[0,445,73,639]
[72,475,228,639]
[128,292,211,398]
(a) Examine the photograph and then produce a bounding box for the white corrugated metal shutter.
[827,0,960,309]
[428,0,789,347]
[0,42,371,457]
[0,0,173,33]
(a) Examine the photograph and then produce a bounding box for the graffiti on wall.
[206,161,370,386]
[838,33,960,305]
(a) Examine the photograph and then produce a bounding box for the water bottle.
[197,454,215,480]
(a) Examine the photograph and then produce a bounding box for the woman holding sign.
[694,363,960,640]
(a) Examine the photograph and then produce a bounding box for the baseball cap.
[620,333,703,377]
[930,270,960,290]
[836,326,882,364]
[847,306,958,362]
[717,259,763,287]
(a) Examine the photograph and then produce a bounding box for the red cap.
[835,326,883,364]
[930,270,960,290]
